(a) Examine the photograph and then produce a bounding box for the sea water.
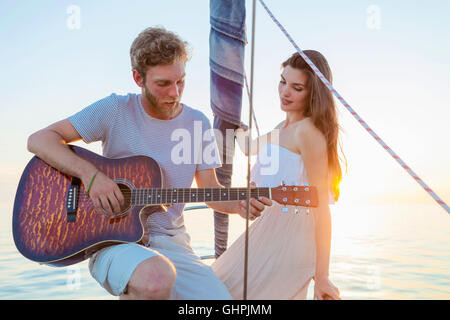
[1,203,449,300]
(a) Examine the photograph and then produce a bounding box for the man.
[27,27,271,299]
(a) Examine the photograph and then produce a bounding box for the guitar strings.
[75,190,271,201]
[72,187,307,204]
[72,189,311,209]
[73,188,274,207]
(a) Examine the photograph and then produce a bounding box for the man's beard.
[143,85,179,113]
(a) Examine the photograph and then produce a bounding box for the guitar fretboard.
[131,188,271,205]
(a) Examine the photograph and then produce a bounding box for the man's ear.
[132,69,144,88]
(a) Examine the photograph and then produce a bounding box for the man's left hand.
[237,181,272,220]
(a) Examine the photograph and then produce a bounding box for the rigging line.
[243,73,261,137]
[244,0,258,300]
[258,0,450,215]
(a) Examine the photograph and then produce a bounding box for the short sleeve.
[68,93,119,143]
[196,113,222,171]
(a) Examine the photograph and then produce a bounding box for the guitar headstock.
[271,184,318,207]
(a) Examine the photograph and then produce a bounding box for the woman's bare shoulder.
[295,118,327,152]
[294,117,315,135]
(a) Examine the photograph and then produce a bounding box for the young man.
[27,27,271,299]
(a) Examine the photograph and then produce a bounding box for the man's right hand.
[82,170,125,218]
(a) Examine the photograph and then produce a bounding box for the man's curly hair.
[130,27,190,78]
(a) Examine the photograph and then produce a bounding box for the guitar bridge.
[66,177,81,222]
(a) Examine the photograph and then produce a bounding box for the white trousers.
[88,232,232,299]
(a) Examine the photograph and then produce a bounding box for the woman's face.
[278,65,310,114]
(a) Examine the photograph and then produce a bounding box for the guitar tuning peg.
[281,180,286,186]
[281,206,288,213]
[295,207,299,214]
[306,208,310,215]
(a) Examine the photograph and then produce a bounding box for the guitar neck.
[131,187,271,206]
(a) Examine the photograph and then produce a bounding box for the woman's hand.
[313,276,341,300]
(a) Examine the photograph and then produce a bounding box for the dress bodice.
[251,143,308,188]
[251,143,335,204]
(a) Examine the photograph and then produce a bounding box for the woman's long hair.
[282,50,344,201]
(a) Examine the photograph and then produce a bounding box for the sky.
[1,0,449,219]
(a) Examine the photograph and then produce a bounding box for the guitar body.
[12,146,163,267]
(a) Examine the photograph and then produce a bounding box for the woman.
[211,50,343,300]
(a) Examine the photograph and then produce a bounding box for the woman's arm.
[295,120,340,300]
[235,127,263,156]
[235,121,284,156]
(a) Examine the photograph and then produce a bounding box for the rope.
[258,0,449,215]
[243,0,258,300]
[243,73,261,137]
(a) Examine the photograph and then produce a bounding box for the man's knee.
[125,255,176,299]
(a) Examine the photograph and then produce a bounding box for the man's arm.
[28,119,94,180]
[27,119,124,215]
[194,168,272,219]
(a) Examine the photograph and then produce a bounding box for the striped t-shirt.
[69,93,221,236]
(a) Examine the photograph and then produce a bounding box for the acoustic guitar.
[12,145,318,267]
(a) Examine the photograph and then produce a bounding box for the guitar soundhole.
[98,182,133,219]
[117,183,133,216]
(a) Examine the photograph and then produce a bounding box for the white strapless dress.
[211,143,316,300]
